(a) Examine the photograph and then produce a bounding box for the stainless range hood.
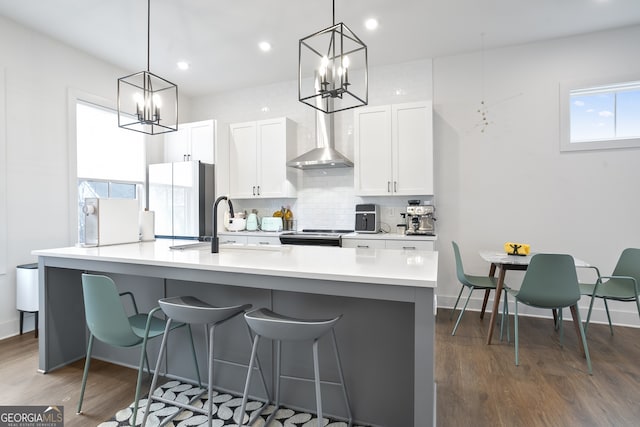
[287,80,354,170]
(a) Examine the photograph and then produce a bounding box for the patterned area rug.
[99,380,364,427]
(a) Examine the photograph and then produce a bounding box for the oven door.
[279,232,342,246]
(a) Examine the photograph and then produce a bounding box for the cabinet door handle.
[252,186,256,196]
[387,181,391,193]
[357,245,370,248]
[258,241,269,245]
[257,185,261,195]
[394,181,398,192]
[403,246,417,250]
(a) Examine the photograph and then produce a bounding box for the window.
[76,101,146,243]
[561,77,640,152]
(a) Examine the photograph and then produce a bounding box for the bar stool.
[239,308,353,427]
[141,296,270,426]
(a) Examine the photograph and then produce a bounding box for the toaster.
[261,217,283,232]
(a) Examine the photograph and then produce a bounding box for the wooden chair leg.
[480,289,490,319]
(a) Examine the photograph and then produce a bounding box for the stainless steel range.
[279,229,353,247]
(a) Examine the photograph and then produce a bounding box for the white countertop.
[33,239,438,288]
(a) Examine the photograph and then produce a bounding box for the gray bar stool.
[141,296,270,426]
[239,308,353,427]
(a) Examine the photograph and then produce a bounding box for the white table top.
[479,251,590,268]
[33,239,438,289]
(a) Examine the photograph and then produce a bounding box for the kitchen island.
[33,240,438,427]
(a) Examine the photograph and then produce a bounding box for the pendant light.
[298,0,368,114]
[118,0,178,135]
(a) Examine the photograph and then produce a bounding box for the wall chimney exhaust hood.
[287,91,353,170]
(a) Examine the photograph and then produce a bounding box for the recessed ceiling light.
[365,18,378,30]
[259,41,271,52]
[177,61,190,70]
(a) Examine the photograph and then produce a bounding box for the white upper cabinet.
[164,119,215,164]
[354,101,433,196]
[229,117,297,199]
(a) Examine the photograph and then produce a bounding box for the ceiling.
[0,0,639,97]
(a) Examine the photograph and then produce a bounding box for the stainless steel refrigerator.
[148,161,214,239]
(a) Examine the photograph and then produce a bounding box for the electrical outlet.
[386,207,396,217]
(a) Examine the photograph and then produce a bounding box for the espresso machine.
[404,200,436,235]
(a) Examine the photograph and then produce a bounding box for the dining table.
[479,251,591,345]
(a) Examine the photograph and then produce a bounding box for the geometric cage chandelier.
[298,0,368,114]
[118,0,178,135]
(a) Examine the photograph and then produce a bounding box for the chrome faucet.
[212,195,234,253]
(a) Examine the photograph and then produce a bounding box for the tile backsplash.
[233,167,434,232]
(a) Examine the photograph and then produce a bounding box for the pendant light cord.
[146,0,150,72]
[332,0,335,25]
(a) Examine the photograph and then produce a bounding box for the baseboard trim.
[438,294,640,328]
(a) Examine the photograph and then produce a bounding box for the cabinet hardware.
[403,246,417,250]
[357,245,370,248]
[257,186,261,195]
[252,186,256,196]
[387,181,391,192]
[394,181,398,192]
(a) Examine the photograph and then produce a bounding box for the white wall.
[0,15,196,339]
[190,59,434,230]
[434,25,640,325]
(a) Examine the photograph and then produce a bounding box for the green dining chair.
[450,241,507,335]
[505,254,592,374]
[580,248,640,335]
[77,273,200,425]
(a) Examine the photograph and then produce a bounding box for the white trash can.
[16,263,39,337]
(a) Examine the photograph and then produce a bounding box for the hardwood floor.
[1,310,639,426]
[437,308,640,426]
[0,333,147,427]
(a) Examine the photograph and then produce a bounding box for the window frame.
[68,90,147,244]
[560,74,640,152]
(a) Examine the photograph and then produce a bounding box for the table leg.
[480,290,490,319]
[486,265,506,345]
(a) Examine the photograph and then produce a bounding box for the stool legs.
[207,324,216,426]
[240,329,353,427]
[238,332,275,426]
[331,329,353,425]
[312,339,324,426]
[141,319,201,426]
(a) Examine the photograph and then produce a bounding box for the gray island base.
[34,240,437,427]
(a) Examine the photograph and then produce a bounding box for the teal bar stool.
[239,308,353,427]
[77,274,200,426]
[142,296,270,426]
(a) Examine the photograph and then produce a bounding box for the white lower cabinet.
[246,236,281,246]
[385,240,435,251]
[218,233,281,246]
[342,237,435,250]
[218,234,247,245]
[341,239,386,249]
